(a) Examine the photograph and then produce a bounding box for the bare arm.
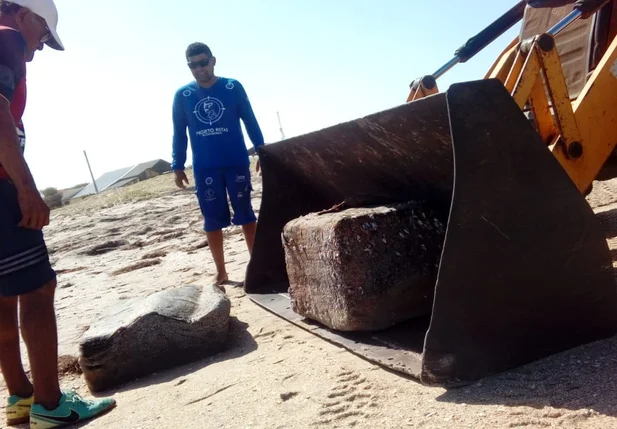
[0,29,49,229]
[0,97,49,229]
[0,97,35,190]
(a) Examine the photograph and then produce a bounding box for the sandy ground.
[3,163,617,429]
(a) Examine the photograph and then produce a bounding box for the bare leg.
[242,221,257,254]
[0,295,33,398]
[19,280,61,410]
[206,230,228,285]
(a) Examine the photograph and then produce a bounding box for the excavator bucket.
[244,79,617,388]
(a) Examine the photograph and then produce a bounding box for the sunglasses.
[34,14,52,44]
[40,31,52,44]
[187,58,211,69]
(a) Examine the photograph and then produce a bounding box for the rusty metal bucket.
[244,79,617,388]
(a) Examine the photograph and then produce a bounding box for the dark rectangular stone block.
[282,202,446,332]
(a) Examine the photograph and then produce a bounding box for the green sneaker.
[29,390,116,429]
[6,393,34,426]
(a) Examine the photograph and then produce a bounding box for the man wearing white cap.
[0,1,116,427]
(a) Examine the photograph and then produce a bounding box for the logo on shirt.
[226,81,234,90]
[193,96,226,125]
[205,188,216,201]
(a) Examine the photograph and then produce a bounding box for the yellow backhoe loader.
[244,0,617,388]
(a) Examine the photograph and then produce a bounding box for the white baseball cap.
[7,0,64,50]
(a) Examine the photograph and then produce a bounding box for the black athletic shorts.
[0,179,56,296]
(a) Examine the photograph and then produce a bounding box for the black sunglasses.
[33,14,52,44]
[188,58,211,69]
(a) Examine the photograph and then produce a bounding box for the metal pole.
[83,150,99,194]
[277,111,286,140]
[433,57,462,80]
[547,9,582,36]
[430,0,527,79]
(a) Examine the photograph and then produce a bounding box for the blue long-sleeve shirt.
[171,77,264,171]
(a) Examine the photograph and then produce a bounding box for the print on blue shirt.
[171,77,264,171]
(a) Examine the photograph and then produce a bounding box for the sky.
[22,0,524,190]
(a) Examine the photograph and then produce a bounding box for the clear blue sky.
[23,0,522,190]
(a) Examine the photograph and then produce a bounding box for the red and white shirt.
[0,26,27,180]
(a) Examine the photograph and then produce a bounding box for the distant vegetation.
[41,187,63,209]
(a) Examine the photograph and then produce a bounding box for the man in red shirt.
[0,1,115,426]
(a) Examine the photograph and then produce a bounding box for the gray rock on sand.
[79,284,231,393]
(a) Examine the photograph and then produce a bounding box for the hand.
[17,186,50,230]
[174,170,189,189]
[256,159,261,176]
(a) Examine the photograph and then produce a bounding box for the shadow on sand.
[595,208,617,239]
[435,334,617,417]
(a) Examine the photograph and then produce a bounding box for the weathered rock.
[283,202,446,332]
[79,284,230,392]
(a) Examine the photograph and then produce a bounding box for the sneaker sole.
[30,402,117,429]
[7,415,30,426]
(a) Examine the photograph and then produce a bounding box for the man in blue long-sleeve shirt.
[172,42,264,286]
